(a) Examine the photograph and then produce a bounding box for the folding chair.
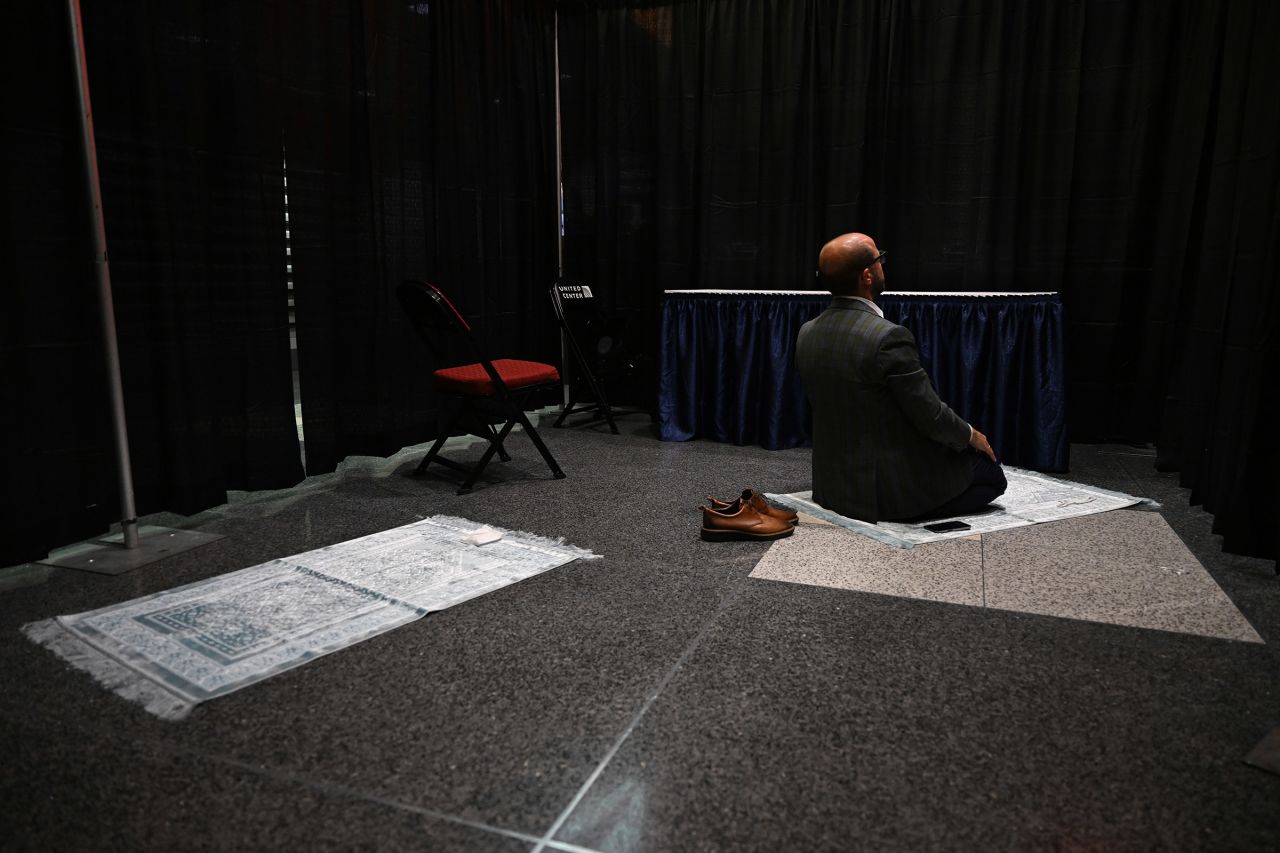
[397,280,566,494]
[549,279,648,435]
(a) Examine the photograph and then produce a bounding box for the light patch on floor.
[767,467,1151,548]
[750,510,1262,643]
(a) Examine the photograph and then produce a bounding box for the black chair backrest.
[551,279,634,370]
[551,281,596,317]
[398,280,494,376]
[399,280,470,334]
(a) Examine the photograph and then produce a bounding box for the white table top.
[663,289,1059,297]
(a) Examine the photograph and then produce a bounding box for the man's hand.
[969,427,997,463]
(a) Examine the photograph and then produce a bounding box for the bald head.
[818,232,882,298]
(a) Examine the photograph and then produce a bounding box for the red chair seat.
[398,280,567,494]
[432,358,560,396]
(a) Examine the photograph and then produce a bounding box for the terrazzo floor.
[752,510,1262,643]
[2,418,1277,852]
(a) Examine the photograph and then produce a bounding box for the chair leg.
[485,422,512,461]
[558,362,622,435]
[589,386,620,435]
[578,369,620,435]
[415,433,450,475]
[458,419,518,494]
[418,395,566,492]
[600,404,620,435]
[555,399,592,428]
[418,399,477,476]
[516,410,566,480]
[553,399,572,428]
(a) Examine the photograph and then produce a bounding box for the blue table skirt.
[658,291,1068,472]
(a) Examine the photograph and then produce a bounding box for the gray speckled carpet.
[3,422,1278,852]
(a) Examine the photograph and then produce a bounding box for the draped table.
[657,290,1067,472]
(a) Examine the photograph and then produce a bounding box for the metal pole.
[553,7,571,408]
[554,7,565,278]
[66,0,139,549]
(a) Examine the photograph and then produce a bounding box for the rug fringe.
[21,516,597,721]
[23,619,194,721]
[429,515,603,561]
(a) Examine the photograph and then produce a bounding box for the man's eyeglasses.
[866,250,887,269]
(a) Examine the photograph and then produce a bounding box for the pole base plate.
[40,526,224,576]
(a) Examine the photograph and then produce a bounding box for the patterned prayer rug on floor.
[24,516,599,720]
[767,467,1156,548]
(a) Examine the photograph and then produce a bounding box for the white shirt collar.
[835,295,884,318]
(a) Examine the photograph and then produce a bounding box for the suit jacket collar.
[831,295,884,317]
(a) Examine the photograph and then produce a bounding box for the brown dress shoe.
[707,489,799,526]
[700,500,795,541]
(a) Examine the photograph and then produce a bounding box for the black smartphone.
[922,520,972,532]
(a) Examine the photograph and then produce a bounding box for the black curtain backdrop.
[3,4,113,567]
[280,0,432,473]
[83,1,305,506]
[2,0,557,566]
[558,0,1279,561]
[4,1,1274,565]
[2,2,304,567]
[287,0,560,474]
[1148,0,1280,561]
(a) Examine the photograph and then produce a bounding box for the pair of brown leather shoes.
[700,489,798,542]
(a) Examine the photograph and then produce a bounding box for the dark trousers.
[909,451,1008,521]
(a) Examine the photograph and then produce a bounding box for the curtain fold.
[3,1,304,566]
[281,0,429,472]
[1152,0,1280,561]
[2,3,113,566]
[82,1,304,509]
[288,0,559,474]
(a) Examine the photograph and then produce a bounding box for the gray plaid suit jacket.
[796,298,973,522]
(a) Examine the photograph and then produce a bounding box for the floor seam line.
[84,717,546,848]
[530,579,749,852]
[1,714,545,845]
[195,749,547,845]
[8,712,572,847]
